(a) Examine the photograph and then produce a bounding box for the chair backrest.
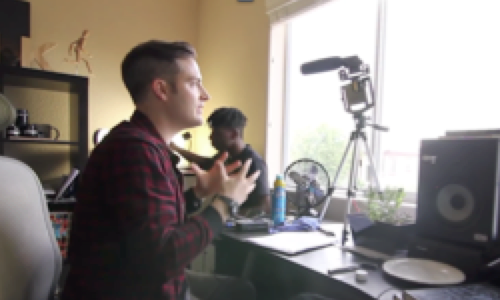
[0,156,62,300]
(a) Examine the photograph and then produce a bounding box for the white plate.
[382,258,465,285]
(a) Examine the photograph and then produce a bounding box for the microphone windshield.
[300,56,363,75]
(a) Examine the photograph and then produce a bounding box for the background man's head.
[208,107,247,151]
[121,40,210,130]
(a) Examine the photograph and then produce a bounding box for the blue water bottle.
[272,175,287,225]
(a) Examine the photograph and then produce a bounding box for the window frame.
[267,0,500,205]
[266,0,404,201]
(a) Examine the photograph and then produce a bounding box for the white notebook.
[227,231,336,255]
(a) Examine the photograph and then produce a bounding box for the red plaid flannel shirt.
[61,111,223,300]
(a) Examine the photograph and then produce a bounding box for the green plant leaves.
[364,187,411,225]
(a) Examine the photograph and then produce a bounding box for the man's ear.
[229,128,239,139]
[151,79,171,102]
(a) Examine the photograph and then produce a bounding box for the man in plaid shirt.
[61,41,260,300]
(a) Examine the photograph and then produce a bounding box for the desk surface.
[273,242,397,299]
[220,222,413,300]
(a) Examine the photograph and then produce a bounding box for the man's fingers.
[239,158,253,178]
[216,152,229,163]
[225,160,241,174]
[246,183,256,194]
[190,163,203,176]
[247,169,261,182]
[216,160,229,180]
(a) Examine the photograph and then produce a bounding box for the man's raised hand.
[219,158,261,205]
[190,152,241,199]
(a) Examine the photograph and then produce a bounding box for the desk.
[215,223,422,300]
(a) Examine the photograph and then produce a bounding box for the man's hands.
[217,158,261,205]
[191,152,261,221]
[190,152,241,199]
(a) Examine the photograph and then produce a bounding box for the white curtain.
[266,0,333,23]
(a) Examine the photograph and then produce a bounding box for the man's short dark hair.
[207,107,247,132]
[121,40,196,103]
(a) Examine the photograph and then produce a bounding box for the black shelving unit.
[0,137,80,145]
[47,198,77,212]
[0,66,89,207]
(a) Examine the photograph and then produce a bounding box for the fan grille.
[284,158,331,212]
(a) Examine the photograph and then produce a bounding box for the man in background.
[172,107,270,217]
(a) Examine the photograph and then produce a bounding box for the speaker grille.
[417,138,500,248]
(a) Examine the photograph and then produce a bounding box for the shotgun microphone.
[301,56,363,75]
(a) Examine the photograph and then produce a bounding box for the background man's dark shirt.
[199,145,270,210]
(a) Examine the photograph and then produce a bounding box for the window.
[283,0,379,190]
[378,0,500,197]
[267,0,500,201]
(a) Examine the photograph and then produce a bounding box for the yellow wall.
[22,0,270,157]
[25,0,200,150]
[194,0,270,157]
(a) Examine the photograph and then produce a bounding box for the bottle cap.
[355,269,368,283]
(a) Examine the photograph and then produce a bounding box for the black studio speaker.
[416,138,500,249]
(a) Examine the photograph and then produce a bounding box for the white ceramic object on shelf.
[0,93,16,131]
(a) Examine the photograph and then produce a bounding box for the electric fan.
[284,158,331,218]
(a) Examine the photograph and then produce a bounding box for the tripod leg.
[318,136,354,221]
[342,135,360,245]
[331,135,354,187]
[360,134,383,193]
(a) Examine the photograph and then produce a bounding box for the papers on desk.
[229,231,337,255]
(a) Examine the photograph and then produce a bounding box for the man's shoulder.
[109,121,160,144]
[242,145,269,184]
[98,122,166,153]
[88,122,165,167]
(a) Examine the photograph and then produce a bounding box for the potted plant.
[349,187,415,253]
[364,186,412,225]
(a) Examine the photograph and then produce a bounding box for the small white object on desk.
[355,269,368,283]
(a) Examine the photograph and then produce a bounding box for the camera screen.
[342,80,369,112]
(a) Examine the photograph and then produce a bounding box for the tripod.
[319,112,387,245]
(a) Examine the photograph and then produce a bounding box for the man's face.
[210,127,233,152]
[162,57,210,129]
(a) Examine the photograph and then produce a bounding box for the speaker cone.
[436,183,475,223]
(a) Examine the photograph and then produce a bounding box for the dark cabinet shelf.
[0,65,87,93]
[0,66,88,216]
[47,198,76,212]
[0,66,88,166]
[1,138,79,145]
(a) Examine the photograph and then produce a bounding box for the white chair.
[0,156,62,300]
